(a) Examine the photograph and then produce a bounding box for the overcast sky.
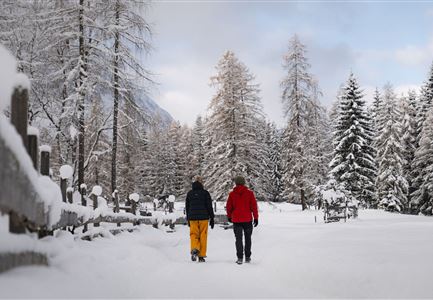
[145,1,433,126]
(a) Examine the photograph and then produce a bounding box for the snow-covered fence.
[0,75,169,272]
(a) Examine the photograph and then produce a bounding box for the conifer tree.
[203,51,265,201]
[411,108,433,215]
[280,35,329,209]
[411,64,433,207]
[399,90,417,209]
[191,116,205,177]
[329,73,376,206]
[268,123,283,202]
[375,84,408,212]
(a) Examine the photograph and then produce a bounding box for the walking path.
[1,203,433,298]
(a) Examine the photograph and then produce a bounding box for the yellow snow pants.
[189,220,209,257]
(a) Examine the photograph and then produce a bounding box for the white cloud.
[395,45,431,66]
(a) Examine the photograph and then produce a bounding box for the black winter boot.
[198,257,206,263]
[245,257,251,263]
[191,249,199,262]
[236,258,243,265]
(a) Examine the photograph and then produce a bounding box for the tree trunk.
[77,0,85,188]
[111,0,120,193]
[301,188,306,211]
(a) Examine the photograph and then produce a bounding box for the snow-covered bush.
[379,191,402,212]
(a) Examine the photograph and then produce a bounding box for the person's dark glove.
[228,218,232,223]
[210,218,214,229]
[253,219,258,227]
[187,221,190,227]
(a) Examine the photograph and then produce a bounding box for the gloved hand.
[253,219,258,227]
[210,218,214,229]
[187,221,190,227]
[228,218,232,223]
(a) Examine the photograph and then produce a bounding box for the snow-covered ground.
[1,203,433,298]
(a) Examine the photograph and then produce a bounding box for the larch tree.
[203,50,265,201]
[102,0,152,193]
[280,35,328,209]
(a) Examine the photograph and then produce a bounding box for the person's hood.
[233,184,247,195]
[192,181,204,190]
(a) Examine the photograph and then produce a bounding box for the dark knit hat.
[234,176,246,186]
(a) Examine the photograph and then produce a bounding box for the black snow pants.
[233,222,253,259]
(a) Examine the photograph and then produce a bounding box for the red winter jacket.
[226,185,259,223]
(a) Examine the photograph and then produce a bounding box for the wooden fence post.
[168,195,175,213]
[80,184,88,233]
[60,178,67,203]
[9,84,29,234]
[112,190,120,227]
[11,86,29,149]
[59,165,73,203]
[91,193,99,227]
[66,188,73,204]
[27,127,38,170]
[131,201,137,216]
[40,146,50,176]
[91,186,102,228]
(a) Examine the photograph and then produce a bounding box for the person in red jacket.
[226,175,259,265]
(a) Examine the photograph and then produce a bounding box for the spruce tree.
[268,123,283,202]
[399,90,417,209]
[191,116,205,177]
[411,108,433,215]
[411,64,433,208]
[329,73,376,206]
[375,84,407,212]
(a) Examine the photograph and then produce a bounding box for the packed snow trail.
[1,203,433,298]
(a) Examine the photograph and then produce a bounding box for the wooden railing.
[0,80,227,273]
